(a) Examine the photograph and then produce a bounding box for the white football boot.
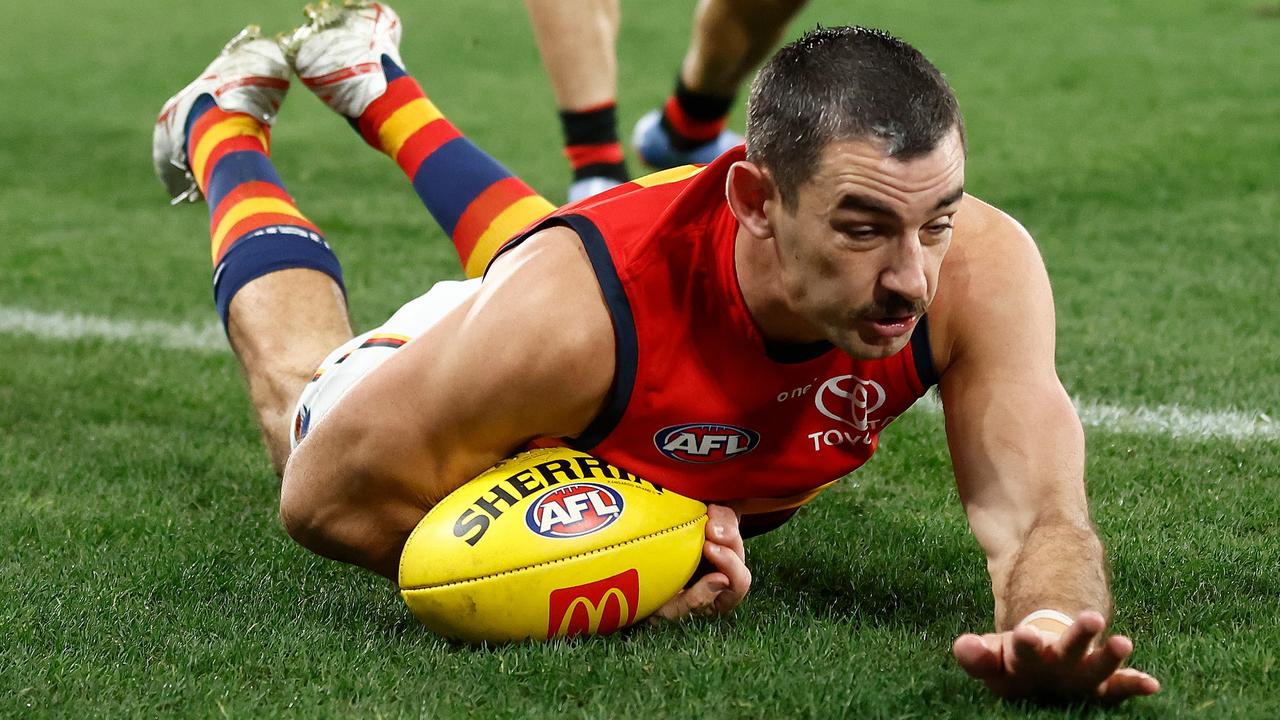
[567,176,624,203]
[280,1,405,118]
[152,25,292,204]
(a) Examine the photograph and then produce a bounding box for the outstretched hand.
[953,611,1160,704]
[652,504,751,621]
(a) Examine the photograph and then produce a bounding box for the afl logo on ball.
[526,483,624,538]
[655,423,760,464]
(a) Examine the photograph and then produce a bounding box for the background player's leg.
[634,0,808,167]
[287,3,557,277]
[524,0,630,201]
[154,33,353,474]
[680,0,809,100]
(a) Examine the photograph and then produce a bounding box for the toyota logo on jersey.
[815,375,886,431]
[654,423,760,464]
[525,483,624,538]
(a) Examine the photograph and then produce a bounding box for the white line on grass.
[0,305,225,354]
[1071,399,1275,442]
[911,394,1276,441]
[2,305,1275,441]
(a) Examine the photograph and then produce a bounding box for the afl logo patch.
[526,483,624,539]
[654,423,761,464]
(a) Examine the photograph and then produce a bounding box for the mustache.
[853,295,929,320]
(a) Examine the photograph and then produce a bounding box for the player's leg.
[153,27,353,474]
[284,1,557,278]
[524,0,630,201]
[228,271,350,474]
[634,0,808,168]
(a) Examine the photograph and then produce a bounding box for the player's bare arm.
[280,226,749,613]
[281,226,613,575]
[929,199,1160,702]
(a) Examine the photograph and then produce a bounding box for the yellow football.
[399,447,708,642]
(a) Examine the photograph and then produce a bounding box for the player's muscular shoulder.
[928,195,1054,374]
[451,224,618,440]
[485,226,617,404]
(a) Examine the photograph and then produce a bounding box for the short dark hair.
[745,26,965,207]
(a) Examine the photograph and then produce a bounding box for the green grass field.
[2,0,1278,717]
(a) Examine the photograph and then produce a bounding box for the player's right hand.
[651,504,751,621]
[952,611,1160,703]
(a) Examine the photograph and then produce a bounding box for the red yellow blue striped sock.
[355,57,555,278]
[185,94,345,326]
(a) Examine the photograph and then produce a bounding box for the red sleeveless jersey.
[499,147,937,520]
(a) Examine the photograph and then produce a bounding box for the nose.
[878,233,928,304]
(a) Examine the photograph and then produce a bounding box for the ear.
[725,161,777,240]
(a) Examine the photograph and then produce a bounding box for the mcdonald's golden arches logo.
[547,569,641,638]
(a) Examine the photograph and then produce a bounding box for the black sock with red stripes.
[560,102,630,183]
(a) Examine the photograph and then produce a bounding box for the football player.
[153,0,1159,703]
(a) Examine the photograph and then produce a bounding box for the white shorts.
[290,278,481,449]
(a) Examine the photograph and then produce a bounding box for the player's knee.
[280,447,361,557]
[279,465,339,555]
[279,446,407,576]
[280,484,379,572]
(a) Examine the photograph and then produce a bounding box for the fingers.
[1096,668,1161,703]
[1009,624,1049,671]
[1046,612,1134,694]
[651,572,729,621]
[1056,611,1106,665]
[954,617,1157,705]
[683,570,730,616]
[952,633,1004,680]
[701,504,750,616]
[1080,634,1134,687]
[705,504,745,561]
[704,535,751,615]
[651,506,752,623]
[954,633,1017,698]
[654,563,742,621]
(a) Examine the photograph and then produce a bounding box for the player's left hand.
[651,504,750,622]
[952,611,1160,704]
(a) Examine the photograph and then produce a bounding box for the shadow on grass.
[746,505,991,631]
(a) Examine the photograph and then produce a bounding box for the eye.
[840,226,880,241]
[922,218,955,243]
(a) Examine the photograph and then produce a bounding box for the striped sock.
[186,94,344,327]
[560,102,629,184]
[659,78,734,152]
[355,56,556,278]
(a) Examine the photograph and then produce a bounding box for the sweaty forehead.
[808,132,966,211]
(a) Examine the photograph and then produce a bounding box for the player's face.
[769,130,965,360]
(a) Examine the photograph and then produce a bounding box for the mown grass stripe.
[3,304,1273,441]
